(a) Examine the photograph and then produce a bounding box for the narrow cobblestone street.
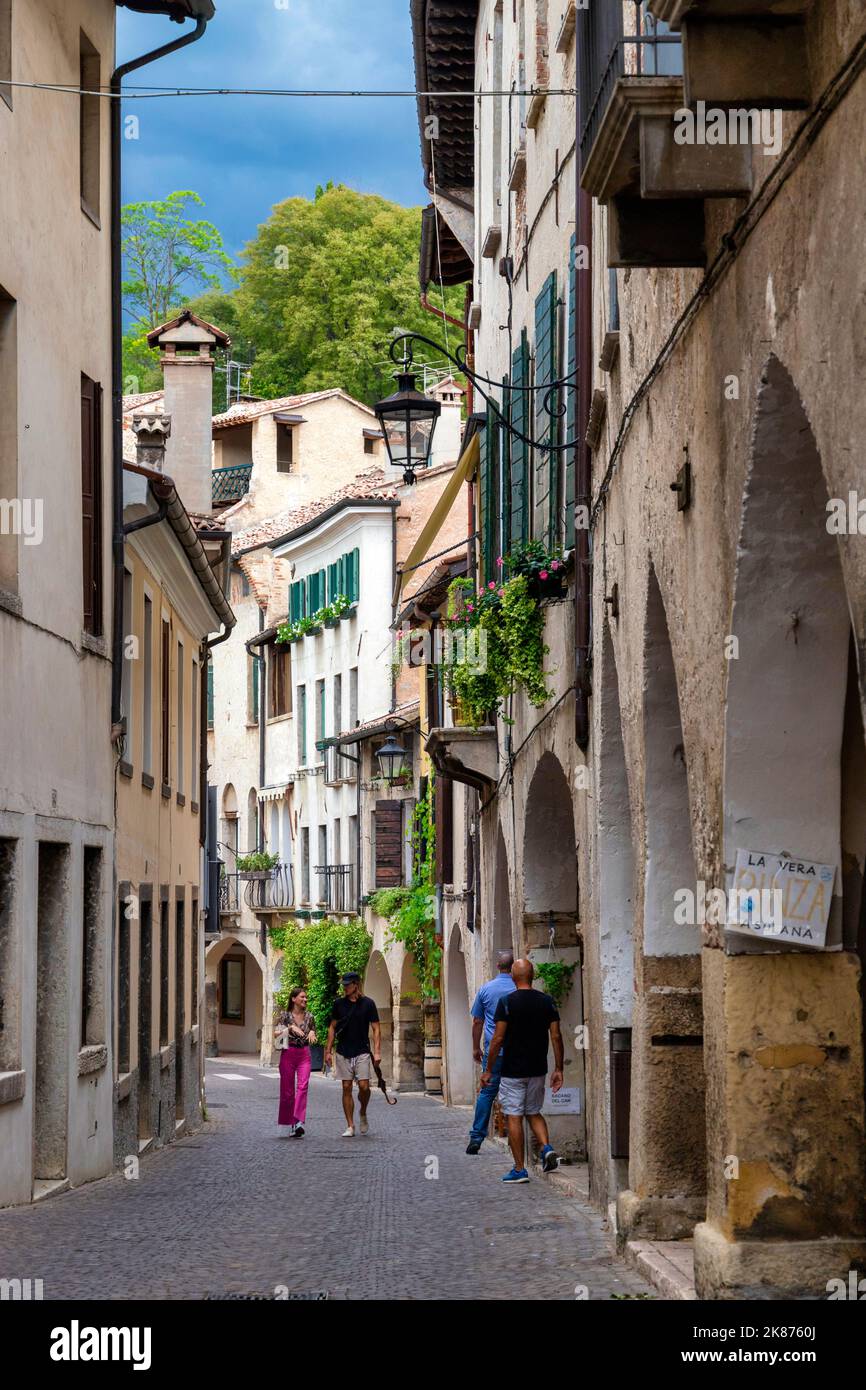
[0,1059,651,1301]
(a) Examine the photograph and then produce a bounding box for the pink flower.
[466,602,474,611]
[488,581,496,590]
[498,588,505,597]
[551,560,560,571]
[539,570,548,581]
[496,556,503,567]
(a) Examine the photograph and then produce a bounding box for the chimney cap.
[147,307,231,351]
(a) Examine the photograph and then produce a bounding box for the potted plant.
[322,603,340,630]
[501,540,568,600]
[236,851,280,881]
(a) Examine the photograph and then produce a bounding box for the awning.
[395,430,479,602]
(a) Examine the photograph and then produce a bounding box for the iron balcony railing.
[243,862,295,913]
[314,863,357,914]
[578,0,682,165]
[212,462,253,507]
[219,870,240,913]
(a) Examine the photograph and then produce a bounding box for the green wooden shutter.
[349,548,360,602]
[533,271,558,543]
[206,661,214,729]
[500,375,511,554]
[565,236,577,550]
[290,580,303,623]
[510,331,530,548]
[328,561,339,603]
[478,408,489,584]
[252,653,260,723]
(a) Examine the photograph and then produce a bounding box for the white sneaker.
[342,1125,355,1138]
[359,1116,369,1135]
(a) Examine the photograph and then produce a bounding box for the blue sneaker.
[501,1167,530,1184]
[540,1144,559,1173]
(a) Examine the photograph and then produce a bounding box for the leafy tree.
[234,185,465,405]
[121,190,235,334]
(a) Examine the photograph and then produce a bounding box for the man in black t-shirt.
[325,973,381,1137]
[481,959,564,1183]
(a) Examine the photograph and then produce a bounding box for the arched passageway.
[596,623,636,1203]
[490,824,514,972]
[393,952,425,1090]
[445,926,474,1105]
[205,936,263,1056]
[620,567,705,1243]
[695,356,866,1295]
[364,949,394,1081]
[522,751,584,1159]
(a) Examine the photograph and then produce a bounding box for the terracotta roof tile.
[212,388,375,431]
[231,467,399,555]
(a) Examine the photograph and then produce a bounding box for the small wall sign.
[544,1085,582,1115]
[728,849,836,949]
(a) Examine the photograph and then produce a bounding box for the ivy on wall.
[270,917,372,1039]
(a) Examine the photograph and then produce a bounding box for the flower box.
[238,869,273,882]
[323,617,339,629]
[305,624,322,638]
[339,605,357,621]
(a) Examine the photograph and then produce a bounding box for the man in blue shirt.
[466,951,517,1153]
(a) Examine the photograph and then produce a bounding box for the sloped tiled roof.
[231,468,399,556]
[123,390,165,412]
[212,389,375,431]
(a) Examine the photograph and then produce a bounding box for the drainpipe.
[257,606,266,847]
[111,14,211,731]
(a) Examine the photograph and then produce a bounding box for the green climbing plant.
[367,776,441,1000]
[534,960,577,1010]
[270,917,372,1039]
[444,573,552,727]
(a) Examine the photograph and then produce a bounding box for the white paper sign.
[543,1086,582,1115]
[728,849,835,949]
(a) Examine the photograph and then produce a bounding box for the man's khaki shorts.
[498,1075,546,1116]
[335,1051,373,1082]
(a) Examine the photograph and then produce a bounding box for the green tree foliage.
[121,191,235,334]
[234,185,464,405]
[271,917,372,1040]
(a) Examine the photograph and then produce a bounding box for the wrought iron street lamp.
[375,733,408,783]
[374,366,441,486]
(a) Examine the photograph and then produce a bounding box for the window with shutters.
[81,374,104,636]
[565,236,578,550]
[80,32,101,225]
[509,331,530,548]
[289,579,306,624]
[349,667,358,728]
[206,658,214,731]
[143,595,154,770]
[343,548,360,603]
[533,271,560,545]
[191,658,199,804]
[297,684,307,764]
[247,651,259,724]
[315,678,325,760]
[374,800,404,888]
[327,560,339,603]
[269,644,291,718]
[176,640,185,797]
[333,672,342,738]
[120,569,134,764]
[305,568,326,616]
[301,826,310,903]
[0,286,17,595]
[160,619,171,790]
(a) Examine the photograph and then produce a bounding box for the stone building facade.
[411,0,866,1294]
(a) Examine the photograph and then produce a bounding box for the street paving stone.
[0,1060,653,1301]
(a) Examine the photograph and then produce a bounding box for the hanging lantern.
[373,371,441,485]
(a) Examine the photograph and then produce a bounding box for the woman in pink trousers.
[276,987,316,1137]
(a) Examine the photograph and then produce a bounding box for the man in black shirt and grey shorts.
[481,958,564,1183]
[325,972,381,1137]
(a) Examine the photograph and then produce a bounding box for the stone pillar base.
[616,1189,706,1251]
[693,1220,866,1300]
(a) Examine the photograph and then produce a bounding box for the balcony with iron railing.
[212,462,253,508]
[314,864,357,915]
[243,862,295,913]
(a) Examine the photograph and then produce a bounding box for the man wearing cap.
[325,972,381,1137]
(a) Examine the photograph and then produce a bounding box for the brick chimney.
[132,412,171,471]
[146,309,231,516]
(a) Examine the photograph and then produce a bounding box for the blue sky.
[117,0,427,263]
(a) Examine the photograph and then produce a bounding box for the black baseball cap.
[341,972,361,985]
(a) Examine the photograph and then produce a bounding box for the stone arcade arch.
[363,949,394,1081]
[522,751,585,1159]
[694,356,866,1297]
[490,824,514,971]
[393,952,425,1090]
[619,566,706,1245]
[444,926,474,1105]
[594,623,636,1205]
[204,936,263,1057]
